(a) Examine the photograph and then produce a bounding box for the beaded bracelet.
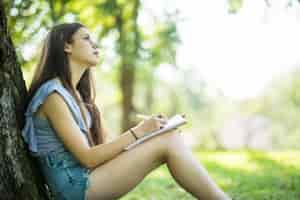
[129,128,139,140]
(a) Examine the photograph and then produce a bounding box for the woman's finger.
[156,113,167,119]
[156,114,168,122]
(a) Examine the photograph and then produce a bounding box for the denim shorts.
[36,150,91,200]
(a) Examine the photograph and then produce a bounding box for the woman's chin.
[90,64,98,68]
[87,60,99,67]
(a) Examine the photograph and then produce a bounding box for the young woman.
[22,22,231,200]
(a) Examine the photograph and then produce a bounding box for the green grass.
[121,151,300,200]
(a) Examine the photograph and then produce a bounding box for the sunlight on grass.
[121,151,300,200]
[195,152,262,172]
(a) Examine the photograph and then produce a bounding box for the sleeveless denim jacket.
[22,78,92,156]
[21,78,92,200]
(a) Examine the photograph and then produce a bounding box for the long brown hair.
[27,22,105,146]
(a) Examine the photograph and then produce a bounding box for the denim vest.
[22,78,92,156]
[21,78,92,200]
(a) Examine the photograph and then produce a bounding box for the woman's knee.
[162,129,186,154]
[141,129,182,162]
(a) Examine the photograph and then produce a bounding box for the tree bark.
[0,1,51,199]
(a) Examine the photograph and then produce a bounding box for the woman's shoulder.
[34,78,69,99]
[25,78,68,115]
[36,78,63,94]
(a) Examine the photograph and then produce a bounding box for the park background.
[4,0,300,199]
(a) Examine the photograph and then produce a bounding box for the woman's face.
[65,27,99,67]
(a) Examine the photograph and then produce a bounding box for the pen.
[136,114,152,120]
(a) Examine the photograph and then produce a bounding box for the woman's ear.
[64,42,72,53]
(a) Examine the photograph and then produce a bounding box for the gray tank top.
[22,78,92,157]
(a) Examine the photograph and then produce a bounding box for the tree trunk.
[116,0,140,132]
[0,1,51,199]
[145,71,154,113]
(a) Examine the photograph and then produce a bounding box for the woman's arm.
[42,92,140,170]
[100,120,110,144]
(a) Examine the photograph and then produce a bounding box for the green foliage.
[254,69,300,149]
[5,0,50,66]
[121,151,300,200]
[227,0,243,14]
[141,19,180,66]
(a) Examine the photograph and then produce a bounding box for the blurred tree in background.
[255,69,300,149]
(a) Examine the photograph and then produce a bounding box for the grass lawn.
[121,151,300,200]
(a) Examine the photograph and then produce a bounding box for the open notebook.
[124,114,187,151]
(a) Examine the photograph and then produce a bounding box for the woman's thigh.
[85,130,178,200]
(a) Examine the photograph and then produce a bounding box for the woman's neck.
[69,59,87,88]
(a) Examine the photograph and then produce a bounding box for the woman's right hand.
[131,115,167,138]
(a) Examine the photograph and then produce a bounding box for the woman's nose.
[91,41,99,49]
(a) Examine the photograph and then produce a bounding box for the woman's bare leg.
[86,130,230,200]
[86,130,171,200]
[166,133,230,199]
